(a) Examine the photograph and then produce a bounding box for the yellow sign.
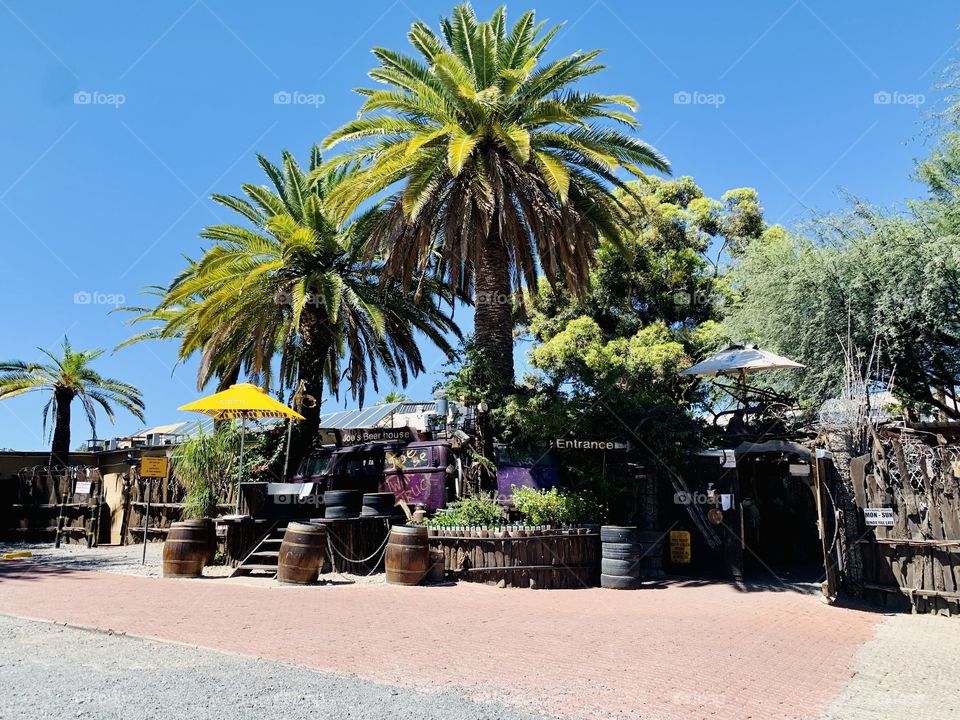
[669,530,691,564]
[140,456,169,478]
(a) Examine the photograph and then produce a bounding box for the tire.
[362,492,395,502]
[601,558,641,577]
[600,526,639,544]
[324,505,357,519]
[361,492,395,516]
[600,573,642,590]
[602,541,641,560]
[324,490,361,506]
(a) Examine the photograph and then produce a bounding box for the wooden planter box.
[431,530,600,589]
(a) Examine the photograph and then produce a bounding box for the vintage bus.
[294,440,453,510]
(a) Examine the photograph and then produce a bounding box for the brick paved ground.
[0,562,882,719]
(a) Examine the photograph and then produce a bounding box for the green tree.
[471,177,765,506]
[0,338,145,465]
[322,3,669,391]
[140,148,460,465]
[723,207,960,419]
[524,177,766,401]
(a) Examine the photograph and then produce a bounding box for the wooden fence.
[0,466,107,545]
[851,430,960,615]
[430,529,600,589]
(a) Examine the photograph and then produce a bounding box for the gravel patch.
[0,542,384,585]
[0,542,166,577]
[0,615,557,720]
[814,613,960,720]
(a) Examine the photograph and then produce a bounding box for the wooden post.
[813,451,839,601]
[54,469,69,548]
[141,475,152,565]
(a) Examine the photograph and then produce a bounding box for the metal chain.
[325,527,391,570]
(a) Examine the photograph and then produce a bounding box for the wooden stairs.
[230,521,287,577]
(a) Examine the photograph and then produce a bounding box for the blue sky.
[0,1,956,450]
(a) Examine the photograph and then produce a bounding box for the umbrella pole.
[282,418,293,480]
[236,418,246,514]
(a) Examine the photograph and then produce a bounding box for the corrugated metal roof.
[395,402,436,414]
[319,403,401,429]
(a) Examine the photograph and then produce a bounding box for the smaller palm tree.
[0,338,145,466]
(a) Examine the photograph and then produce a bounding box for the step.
[239,564,279,572]
[249,550,279,559]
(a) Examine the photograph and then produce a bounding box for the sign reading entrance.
[863,507,894,527]
[669,530,691,563]
[140,456,169,478]
[550,438,631,451]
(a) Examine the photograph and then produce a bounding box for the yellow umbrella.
[179,384,304,512]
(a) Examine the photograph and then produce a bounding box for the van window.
[497,446,550,468]
[304,455,331,476]
[385,447,433,470]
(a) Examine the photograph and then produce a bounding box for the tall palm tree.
[0,338,145,466]
[322,3,670,390]
[150,147,460,463]
[116,282,244,392]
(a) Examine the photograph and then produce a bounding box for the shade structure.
[178,383,304,421]
[179,384,303,513]
[679,344,804,377]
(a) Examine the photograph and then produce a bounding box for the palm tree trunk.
[473,222,515,391]
[289,306,330,475]
[50,388,73,468]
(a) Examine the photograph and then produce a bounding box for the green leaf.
[447,132,480,176]
[534,150,570,200]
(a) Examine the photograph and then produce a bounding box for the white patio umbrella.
[679,343,804,377]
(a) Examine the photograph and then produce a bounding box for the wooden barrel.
[385,525,430,586]
[162,520,212,578]
[426,549,445,582]
[179,518,216,563]
[277,522,327,584]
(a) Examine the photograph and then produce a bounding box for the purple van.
[379,440,450,510]
[495,445,560,500]
[292,446,335,487]
[301,440,450,510]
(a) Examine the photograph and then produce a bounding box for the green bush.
[424,494,505,527]
[172,427,238,519]
[511,486,604,526]
[183,484,218,520]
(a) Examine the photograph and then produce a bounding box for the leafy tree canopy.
[723,130,960,419]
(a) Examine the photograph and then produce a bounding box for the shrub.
[511,486,604,526]
[171,427,238,519]
[183,484,218,520]
[424,493,505,527]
